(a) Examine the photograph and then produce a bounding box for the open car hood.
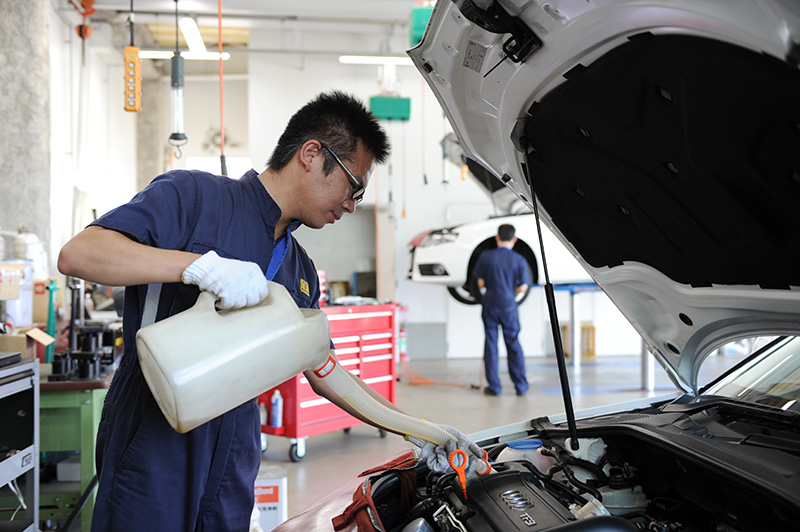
[409,0,800,392]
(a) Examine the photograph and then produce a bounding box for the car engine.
[368,429,800,532]
[414,461,636,532]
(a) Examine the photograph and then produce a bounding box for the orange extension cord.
[398,359,482,389]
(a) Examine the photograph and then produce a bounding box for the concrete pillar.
[0,0,51,259]
[137,78,166,191]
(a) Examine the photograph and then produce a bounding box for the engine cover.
[450,463,638,532]
[452,463,573,531]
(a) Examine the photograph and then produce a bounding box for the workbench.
[259,303,398,462]
[39,374,111,532]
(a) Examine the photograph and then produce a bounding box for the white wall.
[245,44,640,357]
[246,27,496,324]
[49,9,138,273]
[293,209,376,285]
[162,74,252,176]
[46,9,641,359]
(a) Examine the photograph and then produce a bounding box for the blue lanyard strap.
[266,236,288,281]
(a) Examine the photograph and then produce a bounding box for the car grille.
[419,264,449,276]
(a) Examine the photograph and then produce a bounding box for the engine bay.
[369,426,800,532]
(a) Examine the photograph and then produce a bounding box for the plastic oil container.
[137,281,330,433]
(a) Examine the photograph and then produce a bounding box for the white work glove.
[182,250,269,310]
[409,424,483,478]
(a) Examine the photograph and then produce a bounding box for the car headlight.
[420,229,459,247]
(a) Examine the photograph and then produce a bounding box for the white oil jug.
[137,281,330,433]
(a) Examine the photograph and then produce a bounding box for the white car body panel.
[408,213,592,287]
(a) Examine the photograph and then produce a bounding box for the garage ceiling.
[89,1,424,49]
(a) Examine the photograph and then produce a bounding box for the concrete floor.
[259,354,742,521]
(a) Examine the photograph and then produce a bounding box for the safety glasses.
[320,143,365,204]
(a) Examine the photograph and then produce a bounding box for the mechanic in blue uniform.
[58,91,482,531]
[473,223,531,397]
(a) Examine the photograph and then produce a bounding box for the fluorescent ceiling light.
[138,50,230,60]
[138,50,174,59]
[181,51,229,61]
[339,55,414,66]
[179,17,206,53]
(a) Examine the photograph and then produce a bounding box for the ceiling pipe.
[138,46,412,60]
[100,8,408,26]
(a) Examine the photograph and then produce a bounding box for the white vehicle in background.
[408,211,591,305]
[408,149,591,305]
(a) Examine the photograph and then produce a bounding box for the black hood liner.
[524,33,800,289]
[467,158,506,193]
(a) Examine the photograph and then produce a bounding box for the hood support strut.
[522,144,580,451]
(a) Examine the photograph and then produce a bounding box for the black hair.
[267,91,390,174]
[498,224,516,241]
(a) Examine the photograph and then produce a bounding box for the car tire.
[447,285,481,305]
[448,262,535,306]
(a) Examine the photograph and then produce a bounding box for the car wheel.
[447,285,481,305]
[448,250,536,306]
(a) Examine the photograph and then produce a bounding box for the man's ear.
[298,140,322,172]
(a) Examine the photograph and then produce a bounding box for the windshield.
[703,337,800,413]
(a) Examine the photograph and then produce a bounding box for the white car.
[408,212,591,305]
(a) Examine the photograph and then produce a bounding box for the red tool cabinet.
[257,303,398,462]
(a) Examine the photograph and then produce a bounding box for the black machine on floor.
[48,278,122,382]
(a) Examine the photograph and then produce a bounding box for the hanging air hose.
[217,0,227,176]
[168,0,187,156]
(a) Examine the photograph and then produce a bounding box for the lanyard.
[266,236,288,281]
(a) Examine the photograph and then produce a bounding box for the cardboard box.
[0,265,21,300]
[33,278,63,324]
[3,260,33,327]
[0,327,55,363]
[255,465,288,532]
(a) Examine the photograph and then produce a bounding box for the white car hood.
[408,0,800,392]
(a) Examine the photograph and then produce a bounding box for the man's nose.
[342,198,356,214]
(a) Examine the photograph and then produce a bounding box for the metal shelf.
[0,359,39,531]
[0,444,35,491]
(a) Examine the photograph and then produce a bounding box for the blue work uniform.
[89,169,321,531]
[473,247,531,396]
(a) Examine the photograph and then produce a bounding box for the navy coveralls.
[473,247,531,396]
[89,169,321,531]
